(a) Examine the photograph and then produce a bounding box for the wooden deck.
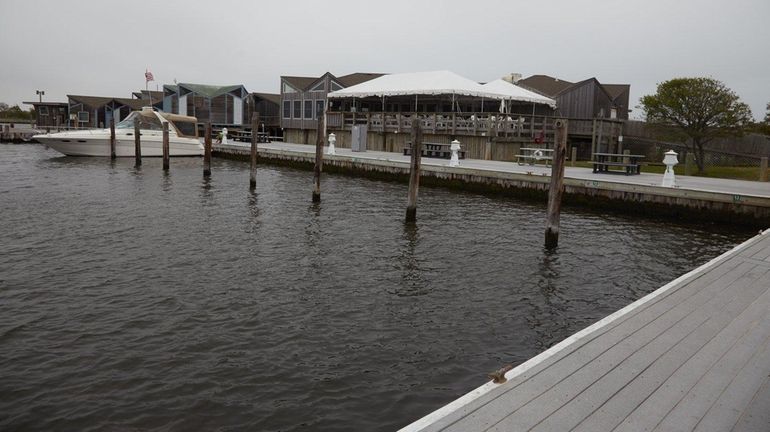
[401,230,770,432]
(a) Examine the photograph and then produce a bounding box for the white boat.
[34,107,204,157]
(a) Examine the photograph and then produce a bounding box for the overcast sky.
[2,0,768,120]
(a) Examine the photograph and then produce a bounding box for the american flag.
[145,69,154,82]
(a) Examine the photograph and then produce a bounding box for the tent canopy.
[481,79,557,108]
[328,70,513,101]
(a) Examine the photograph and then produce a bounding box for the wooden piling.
[204,122,212,177]
[250,114,259,189]
[134,118,142,167]
[162,121,170,171]
[545,119,568,249]
[571,146,577,167]
[109,118,116,159]
[405,118,423,222]
[761,157,768,182]
[312,110,325,202]
[484,137,493,160]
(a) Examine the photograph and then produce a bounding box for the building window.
[78,111,89,122]
[315,100,325,119]
[310,81,325,92]
[283,101,291,119]
[39,106,49,116]
[282,82,297,94]
[293,100,301,118]
[330,81,343,91]
[304,100,313,119]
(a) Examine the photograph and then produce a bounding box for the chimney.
[502,73,522,84]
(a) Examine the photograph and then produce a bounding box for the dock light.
[327,133,336,155]
[449,139,461,167]
[662,149,678,187]
[36,90,45,103]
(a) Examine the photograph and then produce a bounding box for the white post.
[449,139,461,167]
[662,149,678,187]
[327,132,336,155]
[221,127,228,145]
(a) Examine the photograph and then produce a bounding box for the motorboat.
[33,107,203,157]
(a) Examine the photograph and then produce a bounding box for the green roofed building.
[163,83,249,126]
[67,95,147,128]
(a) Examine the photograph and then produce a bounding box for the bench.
[403,142,465,160]
[592,153,644,175]
[516,147,554,166]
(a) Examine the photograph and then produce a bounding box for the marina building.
[280,72,385,144]
[320,70,560,160]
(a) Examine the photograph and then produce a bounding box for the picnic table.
[516,147,554,166]
[403,142,465,160]
[592,152,645,175]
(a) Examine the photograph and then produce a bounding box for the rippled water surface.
[0,144,752,431]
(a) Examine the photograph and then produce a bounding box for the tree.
[0,103,34,121]
[640,78,753,173]
[765,102,770,124]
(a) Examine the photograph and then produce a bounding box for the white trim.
[398,229,768,432]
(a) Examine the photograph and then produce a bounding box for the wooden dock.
[400,230,770,432]
[213,141,770,227]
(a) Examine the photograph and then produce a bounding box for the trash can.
[351,125,368,152]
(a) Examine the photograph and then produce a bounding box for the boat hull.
[34,130,204,157]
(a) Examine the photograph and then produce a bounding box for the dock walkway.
[214,142,770,226]
[217,141,770,198]
[401,230,770,432]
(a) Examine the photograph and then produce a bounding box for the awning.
[481,79,557,108]
[327,70,511,100]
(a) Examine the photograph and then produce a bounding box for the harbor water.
[0,144,751,431]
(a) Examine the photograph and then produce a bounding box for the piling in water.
[162,121,170,171]
[312,110,325,202]
[204,122,212,177]
[134,118,142,167]
[405,118,423,222]
[110,118,116,159]
[545,119,568,248]
[250,113,259,189]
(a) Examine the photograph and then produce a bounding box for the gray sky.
[2,0,768,120]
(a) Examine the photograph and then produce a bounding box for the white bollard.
[327,132,336,155]
[662,149,678,187]
[221,127,229,145]
[449,139,461,167]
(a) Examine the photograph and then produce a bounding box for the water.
[0,144,751,431]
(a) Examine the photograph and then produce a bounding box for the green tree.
[0,103,35,121]
[640,78,753,173]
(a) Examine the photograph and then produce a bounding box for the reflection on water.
[395,222,430,297]
[161,170,172,192]
[0,144,753,432]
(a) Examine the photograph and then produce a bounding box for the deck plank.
[732,376,770,432]
[695,329,770,431]
[549,269,770,432]
[401,232,770,432]
[431,258,755,431]
[430,261,753,431]
[505,268,770,432]
[651,277,770,431]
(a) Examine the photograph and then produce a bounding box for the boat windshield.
[116,111,163,130]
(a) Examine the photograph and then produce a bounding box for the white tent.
[481,79,557,108]
[327,70,510,100]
